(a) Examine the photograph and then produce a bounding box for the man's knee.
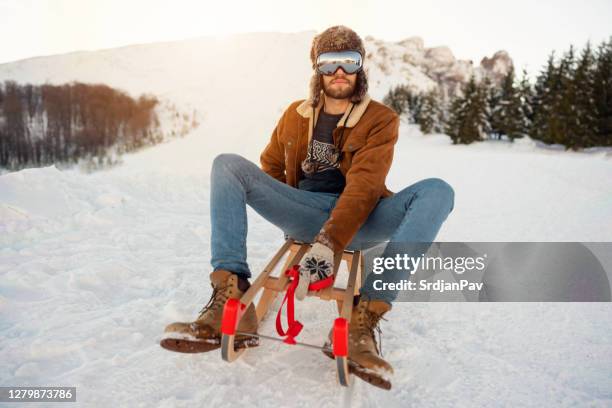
[212,153,250,175]
[422,177,455,213]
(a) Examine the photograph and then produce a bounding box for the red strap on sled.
[275,265,303,344]
[275,264,334,345]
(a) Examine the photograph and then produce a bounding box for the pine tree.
[445,75,487,144]
[531,42,611,149]
[484,76,502,139]
[383,85,425,124]
[531,52,557,144]
[593,37,612,146]
[419,88,443,134]
[383,85,410,116]
[552,45,578,149]
[572,41,599,147]
[518,68,534,136]
[445,96,464,144]
[408,92,423,125]
[496,66,525,141]
[437,89,451,134]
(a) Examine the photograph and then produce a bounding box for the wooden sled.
[220,237,363,387]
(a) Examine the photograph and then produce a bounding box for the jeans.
[210,153,455,304]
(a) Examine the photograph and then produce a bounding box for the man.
[161,25,455,389]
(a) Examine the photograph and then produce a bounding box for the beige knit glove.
[295,242,335,301]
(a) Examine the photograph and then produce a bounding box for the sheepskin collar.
[296,91,372,128]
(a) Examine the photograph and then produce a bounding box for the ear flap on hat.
[351,70,368,105]
[307,73,323,108]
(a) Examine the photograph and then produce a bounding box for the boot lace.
[355,302,388,357]
[366,311,388,357]
[198,283,231,318]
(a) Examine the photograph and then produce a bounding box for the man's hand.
[295,242,335,300]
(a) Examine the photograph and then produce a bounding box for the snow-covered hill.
[0,31,512,162]
[0,30,512,99]
[1,31,611,407]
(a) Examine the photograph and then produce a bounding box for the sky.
[1,0,610,79]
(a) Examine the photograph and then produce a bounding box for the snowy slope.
[1,32,612,407]
[0,30,511,161]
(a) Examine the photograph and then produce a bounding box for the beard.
[321,77,356,100]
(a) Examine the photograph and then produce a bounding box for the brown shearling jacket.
[260,91,400,253]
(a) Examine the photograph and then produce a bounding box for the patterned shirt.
[298,110,346,194]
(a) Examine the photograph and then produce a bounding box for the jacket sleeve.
[260,110,287,183]
[314,113,400,253]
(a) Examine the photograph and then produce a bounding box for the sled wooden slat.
[340,251,360,320]
[241,238,295,307]
[256,244,299,320]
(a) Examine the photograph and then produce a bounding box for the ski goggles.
[315,50,363,75]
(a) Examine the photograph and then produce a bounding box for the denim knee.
[418,177,455,213]
[212,154,259,187]
[212,153,249,174]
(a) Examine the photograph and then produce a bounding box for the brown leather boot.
[160,269,259,353]
[323,297,394,390]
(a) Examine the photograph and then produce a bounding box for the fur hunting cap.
[307,25,368,107]
[310,25,366,67]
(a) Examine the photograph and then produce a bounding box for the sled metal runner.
[220,238,363,387]
[235,331,333,352]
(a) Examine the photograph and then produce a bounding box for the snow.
[1,32,612,407]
